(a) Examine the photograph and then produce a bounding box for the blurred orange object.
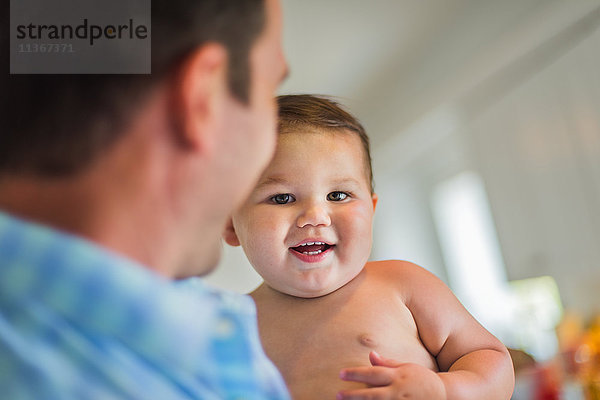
[577,315,600,400]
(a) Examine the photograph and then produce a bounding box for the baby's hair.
[276,94,374,193]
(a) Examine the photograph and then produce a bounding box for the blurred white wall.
[206,1,600,324]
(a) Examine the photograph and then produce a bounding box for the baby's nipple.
[357,333,378,348]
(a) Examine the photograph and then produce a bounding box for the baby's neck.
[250,271,368,309]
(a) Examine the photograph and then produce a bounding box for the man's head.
[224,95,378,298]
[1,0,288,278]
[2,0,267,177]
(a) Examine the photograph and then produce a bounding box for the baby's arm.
[338,261,514,400]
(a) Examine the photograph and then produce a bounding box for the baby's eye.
[270,193,295,204]
[327,191,349,201]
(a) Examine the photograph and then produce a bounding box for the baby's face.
[228,129,377,298]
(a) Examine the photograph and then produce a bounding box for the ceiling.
[278,0,600,150]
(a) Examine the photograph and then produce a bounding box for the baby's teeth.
[299,241,325,247]
[302,250,323,255]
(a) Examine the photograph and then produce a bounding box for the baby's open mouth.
[289,241,333,256]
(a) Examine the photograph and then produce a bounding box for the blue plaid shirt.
[0,211,290,399]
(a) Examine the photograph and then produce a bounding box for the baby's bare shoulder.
[361,260,443,302]
[364,260,437,282]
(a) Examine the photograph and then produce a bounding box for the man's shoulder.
[179,277,256,312]
[0,213,290,399]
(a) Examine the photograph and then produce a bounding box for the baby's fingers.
[339,366,392,386]
[336,386,389,400]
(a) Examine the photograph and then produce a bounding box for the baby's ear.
[222,217,241,246]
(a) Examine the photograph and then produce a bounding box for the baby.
[223,94,514,399]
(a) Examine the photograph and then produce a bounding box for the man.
[0,0,289,398]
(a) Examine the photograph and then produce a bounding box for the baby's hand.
[337,351,446,400]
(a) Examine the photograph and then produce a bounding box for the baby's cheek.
[245,217,283,250]
[339,204,374,252]
[342,203,374,226]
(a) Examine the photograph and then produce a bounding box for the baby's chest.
[307,306,423,359]
[265,297,436,370]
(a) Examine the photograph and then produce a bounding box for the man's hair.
[276,94,374,193]
[1,0,265,177]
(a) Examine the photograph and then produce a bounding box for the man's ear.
[169,42,228,150]
[371,193,378,211]
[222,217,241,247]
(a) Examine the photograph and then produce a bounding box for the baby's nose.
[296,203,331,228]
